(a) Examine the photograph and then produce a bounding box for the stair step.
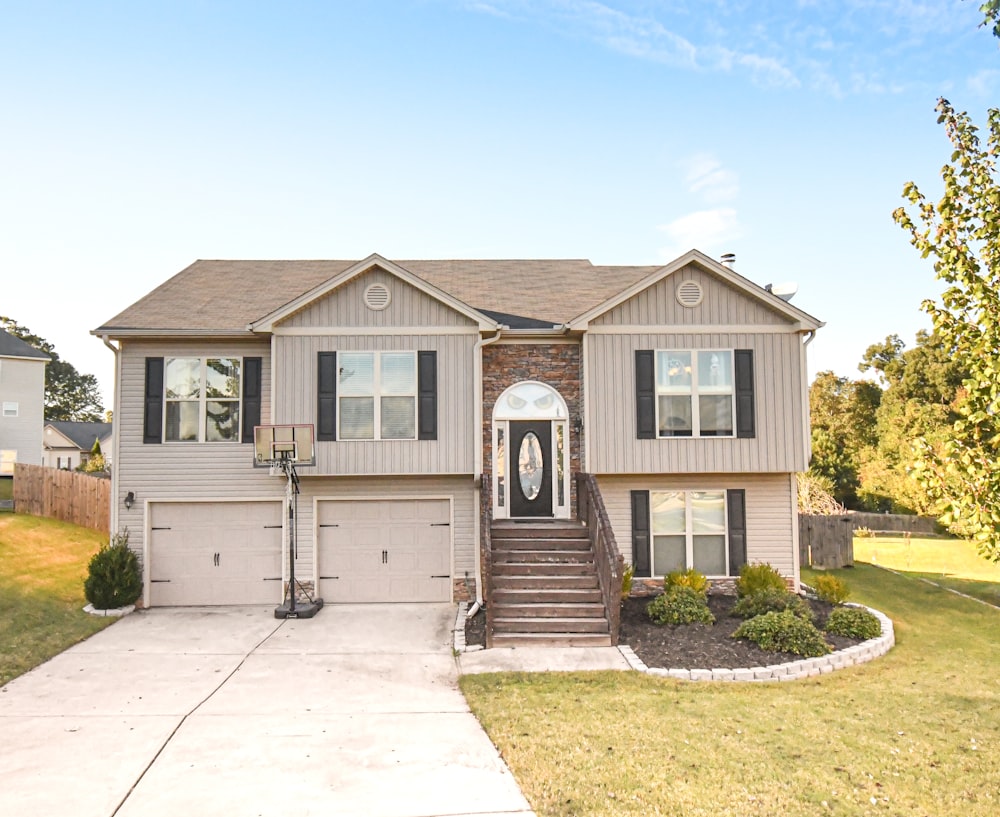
[492,549,593,564]
[490,632,613,648]
[490,602,607,618]
[491,588,604,604]
[492,561,595,576]
[493,617,610,634]
[493,575,599,590]
[491,523,588,539]
[491,537,591,550]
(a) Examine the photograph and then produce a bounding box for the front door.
[508,420,553,517]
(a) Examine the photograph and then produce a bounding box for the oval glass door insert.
[518,431,544,501]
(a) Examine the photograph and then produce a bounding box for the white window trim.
[655,349,735,438]
[2,402,18,418]
[338,351,417,442]
[649,489,730,577]
[163,357,243,444]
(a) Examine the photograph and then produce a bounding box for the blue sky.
[3,0,998,407]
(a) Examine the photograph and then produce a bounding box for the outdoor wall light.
[573,416,584,434]
[124,491,135,511]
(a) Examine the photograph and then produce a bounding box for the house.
[93,251,822,642]
[42,420,113,470]
[0,328,49,475]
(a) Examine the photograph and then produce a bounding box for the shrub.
[664,568,709,596]
[84,529,142,610]
[825,607,882,640]
[621,563,635,602]
[736,562,787,598]
[855,526,875,538]
[731,588,813,621]
[733,610,831,657]
[813,573,850,605]
[646,585,715,626]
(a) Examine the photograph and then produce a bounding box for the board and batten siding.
[116,339,278,561]
[279,267,478,329]
[273,333,476,475]
[298,475,476,588]
[597,473,798,581]
[586,331,807,474]
[591,264,789,327]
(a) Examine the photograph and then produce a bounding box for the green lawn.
[0,514,114,686]
[854,534,1000,606]
[461,563,1000,816]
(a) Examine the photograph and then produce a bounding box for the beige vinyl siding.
[586,331,807,474]
[115,339,277,560]
[0,356,46,467]
[280,267,478,329]
[298,475,476,586]
[274,333,476,475]
[591,263,788,327]
[596,473,798,580]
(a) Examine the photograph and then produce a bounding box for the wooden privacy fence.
[12,463,111,534]
[799,514,854,569]
[846,511,941,536]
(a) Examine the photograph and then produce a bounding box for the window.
[656,350,733,437]
[164,357,242,442]
[2,402,17,418]
[650,490,728,576]
[338,351,416,440]
[0,450,15,475]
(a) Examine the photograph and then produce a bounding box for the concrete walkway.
[0,604,534,817]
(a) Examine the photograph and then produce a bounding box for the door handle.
[382,549,388,564]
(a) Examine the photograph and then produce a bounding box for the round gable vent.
[364,283,391,311]
[675,280,703,308]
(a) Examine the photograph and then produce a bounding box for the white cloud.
[681,153,739,204]
[657,207,743,259]
[968,68,1000,97]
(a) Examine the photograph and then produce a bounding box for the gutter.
[801,329,817,467]
[469,326,505,619]
[100,335,121,538]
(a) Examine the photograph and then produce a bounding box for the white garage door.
[317,499,451,603]
[149,501,284,606]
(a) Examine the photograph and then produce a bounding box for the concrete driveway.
[0,604,534,817]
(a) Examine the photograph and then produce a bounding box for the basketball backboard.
[253,424,316,467]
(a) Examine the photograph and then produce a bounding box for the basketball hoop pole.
[273,455,323,619]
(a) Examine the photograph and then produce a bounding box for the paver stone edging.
[83,603,135,618]
[454,602,895,682]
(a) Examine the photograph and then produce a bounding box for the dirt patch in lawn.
[464,593,865,668]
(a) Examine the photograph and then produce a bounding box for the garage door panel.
[149,501,283,606]
[317,499,451,603]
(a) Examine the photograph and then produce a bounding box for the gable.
[276,266,479,330]
[591,263,793,328]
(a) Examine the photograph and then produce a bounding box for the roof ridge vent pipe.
[720,252,736,269]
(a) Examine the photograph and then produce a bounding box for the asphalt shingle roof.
[0,328,50,360]
[46,421,112,450]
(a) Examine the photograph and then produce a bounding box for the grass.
[460,562,1000,816]
[0,514,114,686]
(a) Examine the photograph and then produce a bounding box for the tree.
[893,99,1000,560]
[974,0,1000,39]
[0,316,105,422]
[80,438,106,474]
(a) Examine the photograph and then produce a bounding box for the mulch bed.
[464,594,865,669]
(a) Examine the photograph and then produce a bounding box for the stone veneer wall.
[481,341,583,514]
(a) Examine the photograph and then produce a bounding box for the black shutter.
[630,490,651,578]
[727,489,747,576]
[241,357,262,443]
[635,350,655,439]
[143,357,164,444]
[735,349,755,438]
[317,352,337,441]
[417,351,437,441]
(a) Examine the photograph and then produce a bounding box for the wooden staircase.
[488,519,612,647]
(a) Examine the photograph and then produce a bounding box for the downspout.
[794,329,817,593]
[469,326,505,619]
[101,335,121,538]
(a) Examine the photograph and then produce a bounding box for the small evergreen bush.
[621,563,635,602]
[825,607,882,640]
[732,610,831,657]
[646,585,715,626]
[731,588,813,621]
[664,568,709,596]
[813,573,850,605]
[84,529,142,610]
[736,562,787,598]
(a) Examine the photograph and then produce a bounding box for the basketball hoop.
[253,425,323,619]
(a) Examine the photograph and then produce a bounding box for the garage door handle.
[430,523,450,527]
[213,552,220,567]
[150,579,171,583]
[382,550,388,564]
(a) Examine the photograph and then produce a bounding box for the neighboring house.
[0,328,49,475]
[93,251,822,638]
[42,421,113,470]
